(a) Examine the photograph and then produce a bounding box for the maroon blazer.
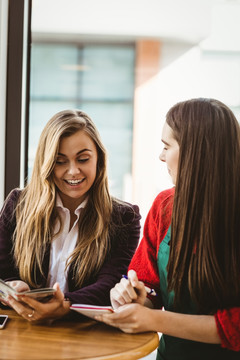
[0,189,141,305]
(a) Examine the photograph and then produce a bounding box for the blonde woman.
[0,109,141,321]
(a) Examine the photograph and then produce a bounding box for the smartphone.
[0,315,8,329]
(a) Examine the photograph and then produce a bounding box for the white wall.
[31,0,211,44]
[131,1,240,219]
[202,1,240,52]
[153,0,240,203]
[0,0,8,207]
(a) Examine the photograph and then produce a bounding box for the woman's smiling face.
[159,122,179,185]
[53,130,98,208]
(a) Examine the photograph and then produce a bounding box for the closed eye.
[77,158,89,163]
[56,160,67,165]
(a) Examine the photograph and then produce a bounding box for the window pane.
[81,45,135,100]
[30,44,79,99]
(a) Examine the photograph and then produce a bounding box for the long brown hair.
[166,98,240,313]
[14,109,113,287]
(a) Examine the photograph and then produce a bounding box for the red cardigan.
[129,187,240,351]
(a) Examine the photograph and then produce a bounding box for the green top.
[156,227,238,360]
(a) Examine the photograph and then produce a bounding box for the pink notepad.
[70,304,114,319]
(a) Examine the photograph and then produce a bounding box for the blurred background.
[1,0,240,223]
[1,2,240,358]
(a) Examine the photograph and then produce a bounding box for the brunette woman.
[97,98,240,359]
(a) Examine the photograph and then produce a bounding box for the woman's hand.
[110,269,147,309]
[7,282,71,322]
[6,280,30,292]
[97,304,221,344]
[0,280,30,307]
[96,303,153,333]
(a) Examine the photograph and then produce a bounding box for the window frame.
[4,0,31,198]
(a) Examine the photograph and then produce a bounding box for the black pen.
[122,275,157,296]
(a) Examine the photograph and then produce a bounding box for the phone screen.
[0,315,8,328]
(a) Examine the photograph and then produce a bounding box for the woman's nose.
[67,162,81,175]
[159,151,165,162]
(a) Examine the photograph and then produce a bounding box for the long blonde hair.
[14,110,112,287]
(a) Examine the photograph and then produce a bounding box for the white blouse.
[46,194,87,293]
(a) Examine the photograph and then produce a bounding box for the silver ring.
[27,309,35,318]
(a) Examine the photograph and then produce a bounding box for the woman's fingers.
[96,303,151,333]
[110,271,147,309]
[127,270,147,304]
[7,295,36,321]
[52,282,65,301]
[8,283,65,321]
[7,283,69,322]
[110,277,139,309]
[127,270,145,292]
[5,280,30,292]
[127,269,139,286]
[118,278,138,300]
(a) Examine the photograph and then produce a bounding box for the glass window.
[81,45,135,100]
[30,44,79,99]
